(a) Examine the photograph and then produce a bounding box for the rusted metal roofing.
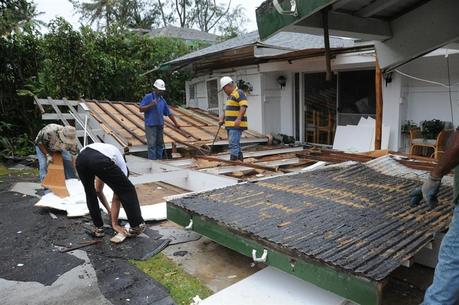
[34,98,267,152]
[169,163,454,281]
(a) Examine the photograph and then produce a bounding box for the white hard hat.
[220,76,233,90]
[153,79,166,91]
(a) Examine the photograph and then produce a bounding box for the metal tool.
[208,124,222,154]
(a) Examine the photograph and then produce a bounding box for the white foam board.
[333,125,374,153]
[34,179,166,221]
[199,266,350,305]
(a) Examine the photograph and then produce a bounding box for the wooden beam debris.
[194,155,286,173]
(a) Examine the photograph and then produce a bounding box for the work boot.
[238,152,244,162]
[91,226,105,238]
[127,222,146,237]
[230,154,238,161]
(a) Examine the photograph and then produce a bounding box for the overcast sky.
[34,0,265,33]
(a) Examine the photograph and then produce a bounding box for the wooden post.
[375,59,383,150]
[322,9,332,81]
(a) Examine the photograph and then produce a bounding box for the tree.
[70,0,118,29]
[0,0,44,36]
[217,5,247,39]
[193,0,230,32]
[71,0,175,30]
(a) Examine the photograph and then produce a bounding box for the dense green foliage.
[0,17,192,159]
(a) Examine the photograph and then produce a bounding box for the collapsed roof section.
[34,97,267,153]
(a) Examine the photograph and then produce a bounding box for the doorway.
[303,73,337,145]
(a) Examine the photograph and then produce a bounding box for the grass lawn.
[0,163,38,177]
[132,253,213,305]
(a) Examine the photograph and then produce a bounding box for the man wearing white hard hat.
[139,79,180,160]
[219,76,248,161]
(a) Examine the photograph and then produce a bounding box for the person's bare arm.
[234,106,247,127]
[169,113,180,128]
[95,177,111,218]
[139,98,157,113]
[432,131,459,178]
[110,195,127,235]
[38,143,49,156]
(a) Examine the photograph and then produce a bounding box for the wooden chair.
[409,129,452,160]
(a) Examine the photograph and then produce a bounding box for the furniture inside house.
[306,110,335,145]
[409,129,452,160]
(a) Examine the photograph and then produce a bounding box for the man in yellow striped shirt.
[219,76,248,161]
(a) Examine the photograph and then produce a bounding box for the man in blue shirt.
[139,79,180,160]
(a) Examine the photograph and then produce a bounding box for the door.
[303,73,337,145]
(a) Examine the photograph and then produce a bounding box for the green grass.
[0,163,38,177]
[132,253,213,305]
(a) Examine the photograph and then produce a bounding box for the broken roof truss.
[34,97,267,153]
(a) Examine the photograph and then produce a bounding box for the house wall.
[260,72,294,135]
[400,53,459,126]
[382,72,404,151]
[185,66,264,134]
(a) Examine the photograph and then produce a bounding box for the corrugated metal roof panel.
[169,163,454,281]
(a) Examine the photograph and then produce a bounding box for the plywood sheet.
[42,152,69,198]
[135,182,188,206]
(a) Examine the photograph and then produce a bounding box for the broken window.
[337,70,376,126]
[207,79,218,109]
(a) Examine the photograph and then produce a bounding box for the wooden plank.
[42,152,69,198]
[174,107,215,126]
[95,100,146,145]
[99,101,147,145]
[194,155,284,172]
[121,101,201,140]
[84,100,130,147]
[42,113,75,120]
[47,97,70,126]
[33,96,45,113]
[117,102,190,144]
[375,59,383,150]
[36,98,79,106]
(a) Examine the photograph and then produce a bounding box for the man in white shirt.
[76,143,145,237]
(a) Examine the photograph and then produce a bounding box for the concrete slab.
[155,221,261,292]
[10,182,42,198]
[0,250,113,305]
[199,267,348,305]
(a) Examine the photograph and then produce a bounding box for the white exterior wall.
[260,72,294,135]
[382,73,404,151]
[185,66,264,134]
[400,53,459,126]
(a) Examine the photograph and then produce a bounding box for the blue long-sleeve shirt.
[139,92,172,126]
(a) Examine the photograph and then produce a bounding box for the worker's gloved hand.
[421,174,442,208]
[410,188,423,207]
[46,154,53,165]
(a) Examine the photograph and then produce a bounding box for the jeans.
[227,129,242,159]
[422,204,459,305]
[76,147,144,228]
[35,145,76,183]
[145,125,164,160]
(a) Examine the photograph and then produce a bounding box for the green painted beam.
[256,0,337,40]
[167,203,383,305]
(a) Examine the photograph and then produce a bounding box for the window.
[189,84,196,99]
[206,80,218,109]
[338,70,376,125]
